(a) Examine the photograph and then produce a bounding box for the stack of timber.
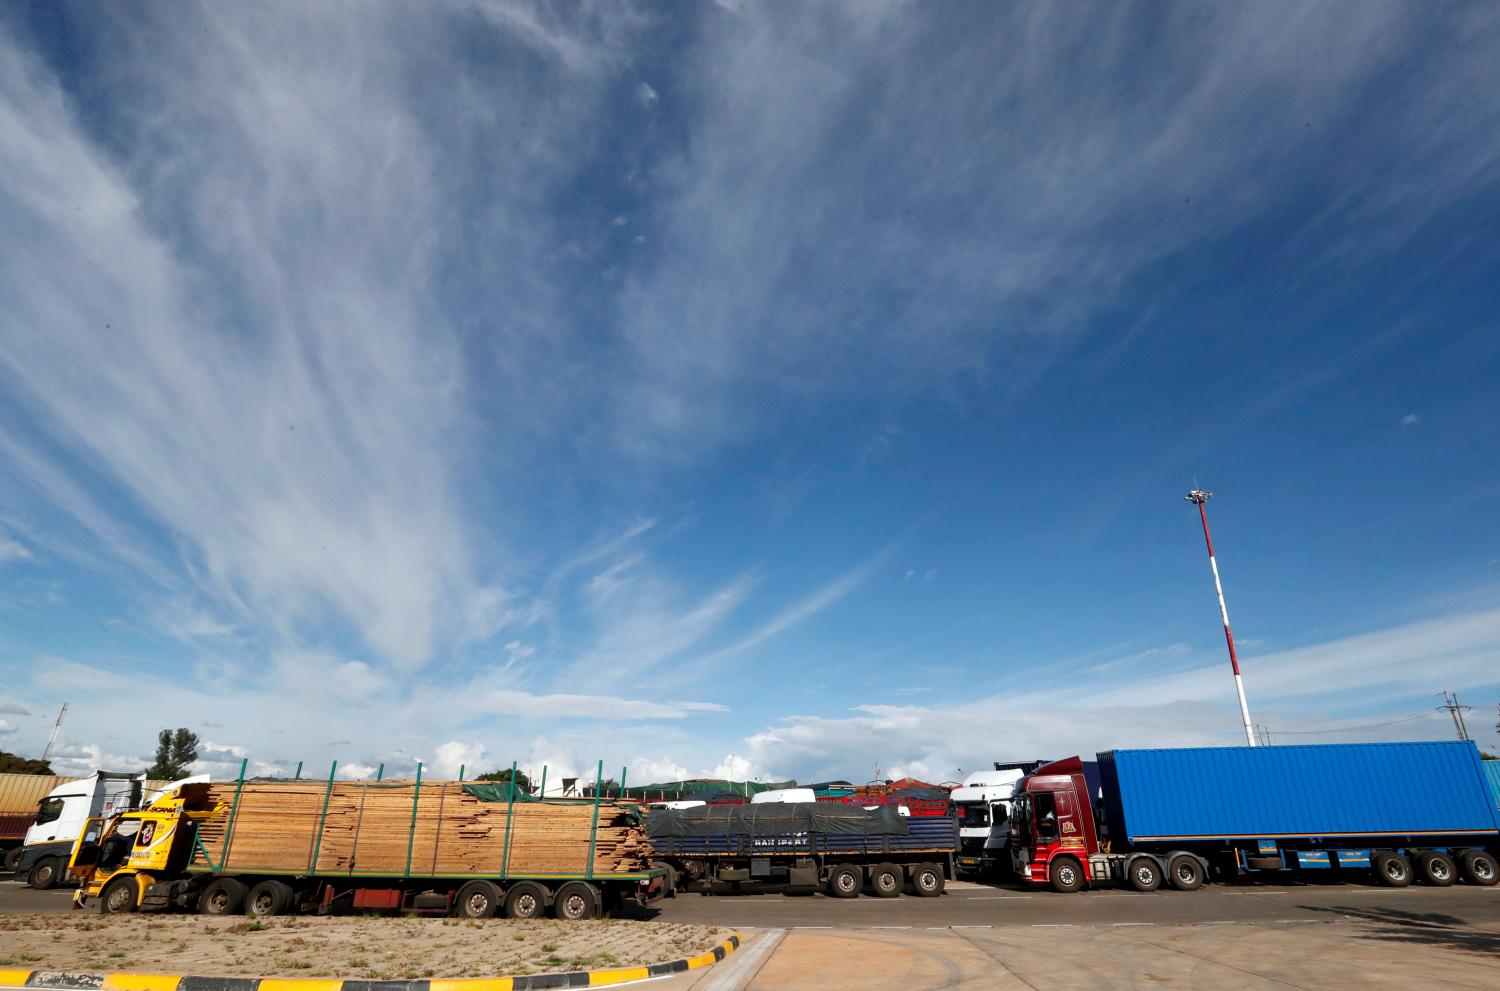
[193,780,650,877]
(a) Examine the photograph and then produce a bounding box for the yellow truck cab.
[71,783,223,913]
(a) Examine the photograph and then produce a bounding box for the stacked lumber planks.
[193,780,650,877]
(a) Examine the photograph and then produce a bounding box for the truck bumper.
[14,841,73,878]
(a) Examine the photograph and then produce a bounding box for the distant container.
[1100,741,1499,842]
[0,774,76,846]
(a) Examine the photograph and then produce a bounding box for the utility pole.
[41,701,69,763]
[1186,489,1255,747]
[1255,723,1274,746]
[1441,691,1471,741]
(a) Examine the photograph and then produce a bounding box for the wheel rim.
[879,872,897,891]
[37,865,54,884]
[1385,861,1406,881]
[1176,865,1194,883]
[1475,859,1495,881]
[563,894,586,918]
[515,893,537,916]
[1136,867,1153,886]
[108,886,131,911]
[1059,866,1076,885]
[253,893,272,915]
[918,870,937,891]
[208,890,228,913]
[837,872,856,893]
[1432,861,1451,881]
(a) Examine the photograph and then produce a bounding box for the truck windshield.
[36,797,65,825]
[959,803,990,828]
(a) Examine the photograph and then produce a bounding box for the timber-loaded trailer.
[647,802,958,897]
[69,763,665,919]
[1010,740,1500,893]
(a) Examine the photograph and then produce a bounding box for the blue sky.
[1,2,1498,786]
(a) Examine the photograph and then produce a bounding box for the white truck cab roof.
[750,787,817,804]
[951,768,1024,805]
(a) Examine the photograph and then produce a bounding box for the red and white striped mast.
[1186,489,1256,747]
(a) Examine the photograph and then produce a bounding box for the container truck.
[69,771,665,919]
[12,772,164,888]
[647,801,957,897]
[1010,741,1500,893]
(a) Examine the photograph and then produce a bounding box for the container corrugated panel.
[1103,741,1500,842]
[1484,761,1500,813]
[0,774,74,815]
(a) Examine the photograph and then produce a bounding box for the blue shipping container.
[1484,760,1500,813]
[1099,741,1500,843]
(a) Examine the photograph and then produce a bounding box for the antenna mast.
[1186,490,1256,747]
[41,701,69,762]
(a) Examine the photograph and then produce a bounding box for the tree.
[475,768,532,793]
[584,777,620,798]
[0,750,53,774]
[146,728,199,779]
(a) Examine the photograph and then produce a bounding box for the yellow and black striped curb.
[0,934,740,991]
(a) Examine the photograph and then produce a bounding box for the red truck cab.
[1009,757,1100,892]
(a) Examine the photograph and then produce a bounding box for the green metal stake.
[538,766,547,800]
[294,761,303,780]
[500,761,518,879]
[308,761,337,872]
[619,766,628,799]
[219,758,249,871]
[404,762,423,878]
[586,759,603,879]
[376,763,384,782]
[458,764,465,782]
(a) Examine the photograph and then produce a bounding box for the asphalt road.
[6,877,1498,930]
[648,877,1500,930]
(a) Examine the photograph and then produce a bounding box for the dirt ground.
[0,914,731,980]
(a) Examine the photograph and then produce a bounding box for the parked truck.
[12,772,162,889]
[951,761,1046,879]
[1010,741,1500,893]
[647,801,957,897]
[2,773,74,872]
[69,772,665,919]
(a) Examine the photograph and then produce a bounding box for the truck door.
[68,818,105,877]
[1054,789,1085,849]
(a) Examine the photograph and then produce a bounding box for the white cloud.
[635,81,659,108]
[0,536,33,563]
[0,719,16,736]
[47,741,149,778]
[1401,412,1421,427]
[627,755,690,784]
[472,689,727,721]
[0,702,30,716]
[430,740,488,780]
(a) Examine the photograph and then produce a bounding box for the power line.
[1267,712,1433,736]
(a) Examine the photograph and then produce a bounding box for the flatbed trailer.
[648,802,957,897]
[71,763,666,919]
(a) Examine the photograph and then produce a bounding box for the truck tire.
[1127,858,1161,892]
[504,881,548,919]
[826,864,862,898]
[3,847,21,873]
[99,875,140,914]
[552,881,599,921]
[1167,855,1205,891]
[1246,855,1284,871]
[910,863,944,897]
[199,877,248,915]
[1373,852,1411,887]
[27,857,61,890]
[1049,856,1084,893]
[454,880,501,919]
[247,879,296,917]
[1459,851,1497,886]
[1416,852,1455,887]
[869,863,902,898]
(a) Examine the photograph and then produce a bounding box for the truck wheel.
[247,879,295,917]
[455,880,501,919]
[504,881,548,920]
[1127,858,1161,892]
[1460,851,1497,886]
[3,848,21,873]
[28,857,61,890]
[1049,856,1084,893]
[552,881,599,921]
[827,864,862,898]
[1167,855,1205,891]
[869,863,902,898]
[199,877,247,915]
[910,863,944,897]
[99,875,140,914]
[680,860,705,883]
[1373,852,1411,887]
[1416,852,1455,887]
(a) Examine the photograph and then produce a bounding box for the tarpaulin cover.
[647,801,909,838]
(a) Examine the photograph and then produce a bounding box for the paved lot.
[6,879,1498,989]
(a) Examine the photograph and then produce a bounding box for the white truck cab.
[951,767,1027,878]
[15,771,148,889]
